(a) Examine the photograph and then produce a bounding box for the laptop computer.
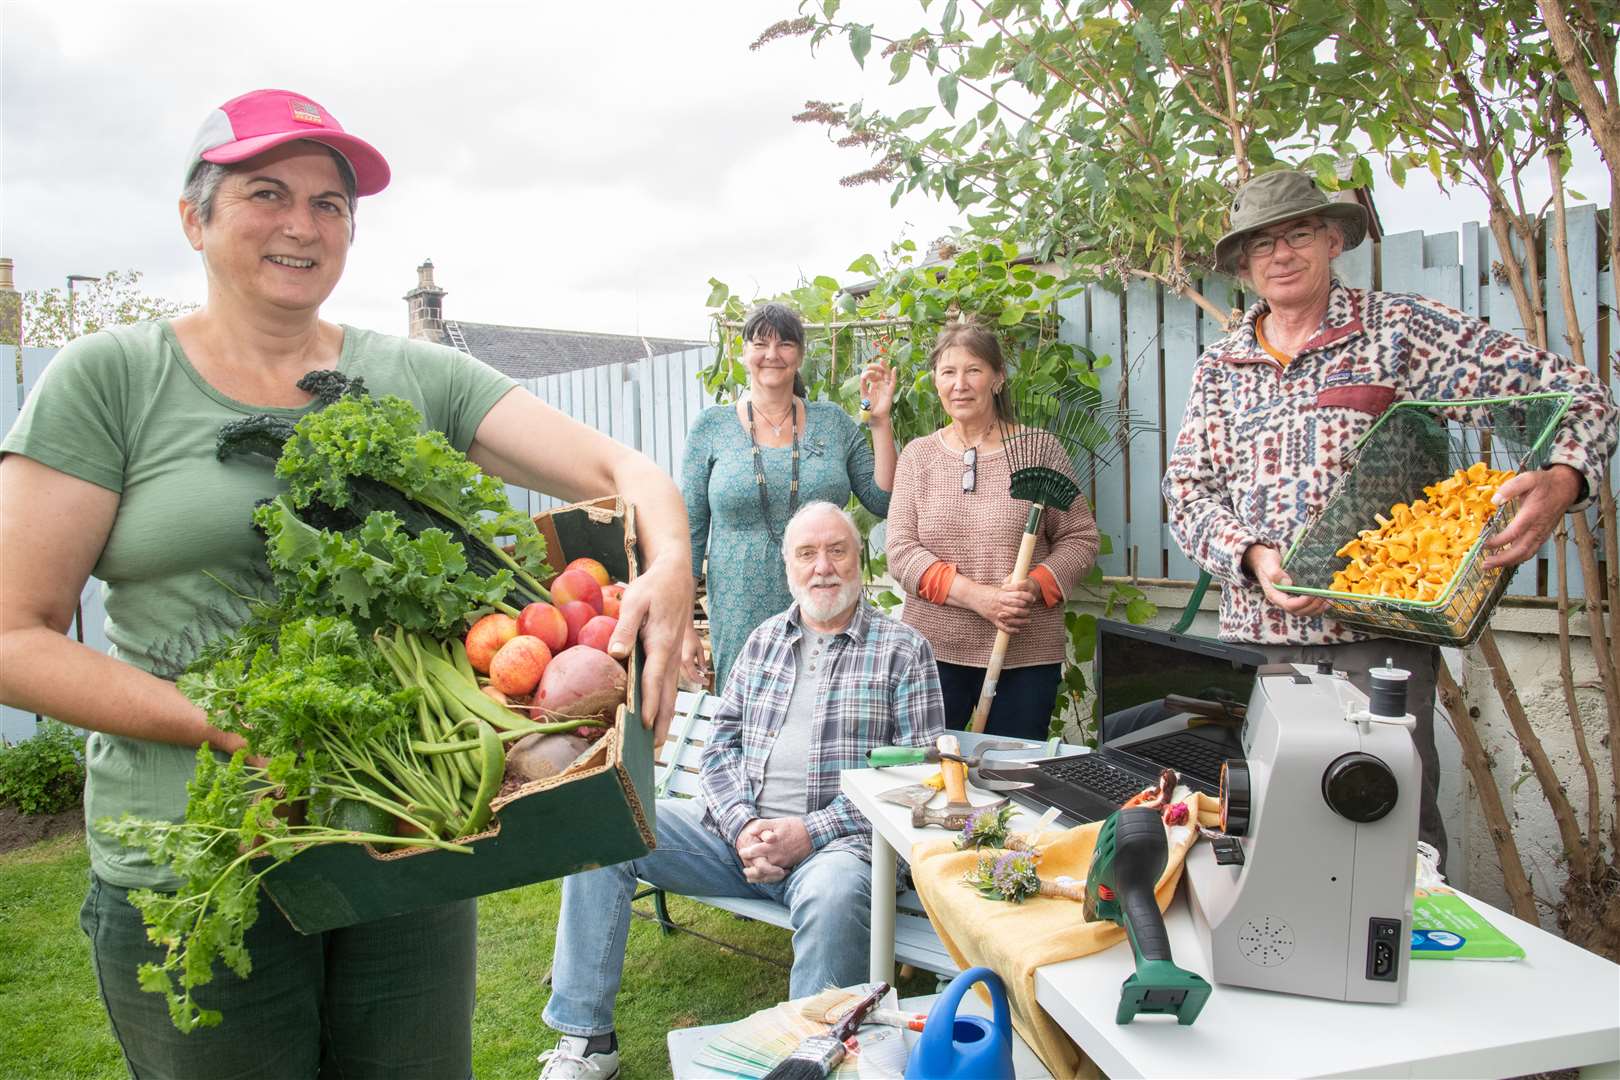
[981,620,1264,823]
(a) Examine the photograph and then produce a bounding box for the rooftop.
[440,320,704,380]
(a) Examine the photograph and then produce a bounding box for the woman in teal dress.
[681,303,897,692]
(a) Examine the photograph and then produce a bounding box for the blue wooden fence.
[2,208,1613,741]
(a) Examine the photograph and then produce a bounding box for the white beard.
[792,575,861,623]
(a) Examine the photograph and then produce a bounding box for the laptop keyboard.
[1041,755,1151,806]
[1137,736,1229,782]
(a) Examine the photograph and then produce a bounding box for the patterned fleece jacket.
[1163,280,1617,645]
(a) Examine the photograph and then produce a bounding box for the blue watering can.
[904,966,1014,1080]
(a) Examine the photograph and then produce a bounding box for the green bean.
[460,720,504,836]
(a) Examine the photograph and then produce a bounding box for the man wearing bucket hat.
[1163,169,1616,867]
[0,88,695,1078]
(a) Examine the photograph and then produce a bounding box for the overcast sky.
[2,1,1607,343]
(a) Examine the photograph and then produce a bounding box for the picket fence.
[1,208,1614,741]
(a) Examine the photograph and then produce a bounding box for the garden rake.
[968,383,1143,733]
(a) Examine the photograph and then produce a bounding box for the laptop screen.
[1095,620,1263,789]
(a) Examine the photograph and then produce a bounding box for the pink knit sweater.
[887,431,1100,668]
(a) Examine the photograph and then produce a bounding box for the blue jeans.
[936,660,1062,741]
[79,872,475,1079]
[543,798,871,1036]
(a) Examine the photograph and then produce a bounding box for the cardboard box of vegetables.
[102,372,653,1032]
[256,494,655,935]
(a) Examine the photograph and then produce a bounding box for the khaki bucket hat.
[1214,170,1368,273]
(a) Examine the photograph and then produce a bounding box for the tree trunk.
[1436,661,1539,922]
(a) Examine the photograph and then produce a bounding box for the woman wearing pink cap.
[0,89,694,1078]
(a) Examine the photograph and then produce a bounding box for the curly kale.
[254,496,517,635]
[214,371,367,465]
[216,369,551,635]
[273,391,550,586]
[216,414,299,466]
[296,368,368,405]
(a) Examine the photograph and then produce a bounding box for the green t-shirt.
[0,320,516,888]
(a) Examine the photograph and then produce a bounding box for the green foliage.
[0,720,86,816]
[219,372,553,632]
[274,387,551,595]
[177,616,414,757]
[256,496,516,636]
[769,1,1367,297]
[10,269,194,348]
[0,836,934,1080]
[116,614,506,1031]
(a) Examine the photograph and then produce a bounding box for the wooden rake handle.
[968,504,1045,733]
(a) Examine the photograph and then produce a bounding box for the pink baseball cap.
[184,88,390,196]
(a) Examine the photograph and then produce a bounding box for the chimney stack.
[404,259,447,341]
[0,258,21,348]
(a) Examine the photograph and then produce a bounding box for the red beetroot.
[533,645,628,723]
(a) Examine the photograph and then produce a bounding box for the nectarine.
[578,614,618,652]
[465,613,519,674]
[517,602,569,654]
[559,600,598,648]
[551,568,604,613]
[489,635,552,696]
[564,557,612,588]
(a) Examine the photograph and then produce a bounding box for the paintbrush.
[797,986,926,1032]
[762,980,890,1080]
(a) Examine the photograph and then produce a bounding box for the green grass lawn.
[0,830,928,1079]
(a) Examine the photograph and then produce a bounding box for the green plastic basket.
[1278,392,1572,647]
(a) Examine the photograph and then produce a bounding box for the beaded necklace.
[746,399,800,546]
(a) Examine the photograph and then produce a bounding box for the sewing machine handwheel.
[1219,760,1250,837]
[1322,752,1398,823]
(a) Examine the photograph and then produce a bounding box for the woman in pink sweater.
[886,324,1100,739]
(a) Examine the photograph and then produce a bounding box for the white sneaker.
[537,1035,620,1080]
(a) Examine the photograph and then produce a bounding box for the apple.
[517,602,569,654]
[559,600,598,648]
[551,568,604,613]
[464,613,519,674]
[564,557,612,588]
[578,615,618,652]
[489,635,552,696]
[480,685,511,707]
[600,583,625,619]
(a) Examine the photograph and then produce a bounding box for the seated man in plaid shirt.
[539,501,945,1079]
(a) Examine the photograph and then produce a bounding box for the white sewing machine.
[1183,659,1421,1004]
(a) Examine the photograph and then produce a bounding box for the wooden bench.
[638,690,1079,978]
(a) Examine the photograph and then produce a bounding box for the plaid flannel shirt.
[1163,280,1618,645]
[700,598,945,861]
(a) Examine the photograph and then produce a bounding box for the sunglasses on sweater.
[962,447,977,493]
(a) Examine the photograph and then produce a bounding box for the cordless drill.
[1083,806,1212,1025]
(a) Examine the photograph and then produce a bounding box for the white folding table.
[843,762,1620,1078]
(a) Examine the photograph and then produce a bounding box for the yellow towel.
[909,794,1219,1078]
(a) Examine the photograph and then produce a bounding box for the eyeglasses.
[962,447,977,493]
[1240,222,1325,259]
